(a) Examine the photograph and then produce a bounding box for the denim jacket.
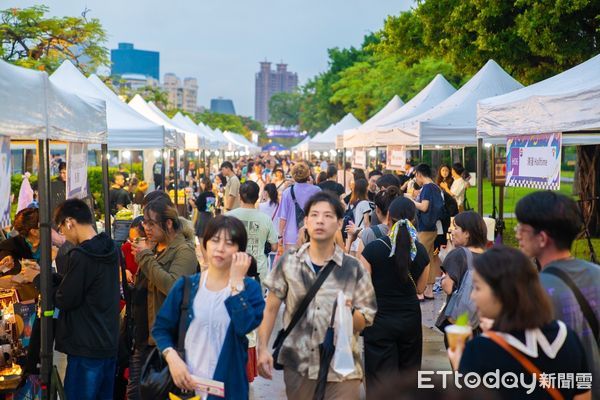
[152,273,265,400]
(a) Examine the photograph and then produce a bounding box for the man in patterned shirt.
[258,191,377,400]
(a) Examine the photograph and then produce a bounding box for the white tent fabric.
[307,114,361,151]
[196,121,229,149]
[344,74,457,148]
[171,113,208,148]
[292,135,312,152]
[477,54,600,145]
[147,102,189,149]
[49,62,166,149]
[128,95,182,148]
[391,60,523,146]
[223,131,260,153]
[343,95,403,147]
[0,59,106,143]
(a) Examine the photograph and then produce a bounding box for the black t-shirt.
[318,180,345,197]
[459,321,590,400]
[195,191,216,213]
[109,187,131,216]
[362,236,429,312]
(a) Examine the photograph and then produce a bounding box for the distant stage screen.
[266,125,306,138]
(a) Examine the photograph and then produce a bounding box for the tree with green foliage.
[0,5,108,74]
[268,92,301,127]
[194,112,264,140]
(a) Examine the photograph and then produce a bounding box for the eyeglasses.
[141,218,161,229]
[514,223,538,235]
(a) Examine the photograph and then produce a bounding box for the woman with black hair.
[344,178,372,255]
[360,197,430,396]
[435,211,487,343]
[449,247,591,400]
[152,215,265,399]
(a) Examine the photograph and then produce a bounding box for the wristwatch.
[230,281,244,294]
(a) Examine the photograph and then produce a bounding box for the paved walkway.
[251,291,449,399]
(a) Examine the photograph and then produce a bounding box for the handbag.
[272,260,336,370]
[140,276,193,399]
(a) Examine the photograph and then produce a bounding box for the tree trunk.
[576,145,600,237]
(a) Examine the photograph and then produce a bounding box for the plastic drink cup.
[444,324,472,350]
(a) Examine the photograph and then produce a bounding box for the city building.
[210,98,236,115]
[254,61,298,124]
[163,73,199,113]
[111,43,159,80]
[119,73,159,91]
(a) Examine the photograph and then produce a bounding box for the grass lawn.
[466,176,599,261]
[465,178,574,216]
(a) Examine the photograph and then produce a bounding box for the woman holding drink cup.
[448,247,591,400]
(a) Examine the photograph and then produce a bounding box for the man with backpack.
[515,191,600,399]
[276,162,321,250]
[408,163,445,300]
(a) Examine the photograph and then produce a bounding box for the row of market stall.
[293,55,600,212]
[0,58,261,397]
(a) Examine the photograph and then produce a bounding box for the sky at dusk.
[11,0,413,117]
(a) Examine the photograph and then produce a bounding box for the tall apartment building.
[163,73,199,113]
[254,61,298,124]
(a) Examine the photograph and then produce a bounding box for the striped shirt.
[264,243,377,381]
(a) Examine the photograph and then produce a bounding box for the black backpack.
[341,204,356,241]
[290,185,305,229]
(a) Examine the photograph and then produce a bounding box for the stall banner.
[352,148,366,169]
[386,145,407,169]
[66,142,88,199]
[506,132,561,190]
[0,136,10,228]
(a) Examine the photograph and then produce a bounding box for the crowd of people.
[0,152,598,400]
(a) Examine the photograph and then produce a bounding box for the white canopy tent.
[171,113,208,148]
[147,101,192,150]
[0,60,109,386]
[344,74,457,148]
[342,95,404,147]
[49,61,168,149]
[390,60,523,146]
[307,113,361,152]
[292,135,312,152]
[223,131,260,153]
[196,121,229,149]
[0,59,106,142]
[128,95,184,149]
[477,54,600,145]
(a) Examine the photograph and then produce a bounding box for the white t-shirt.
[350,200,372,251]
[450,177,467,207]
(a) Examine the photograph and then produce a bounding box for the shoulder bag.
[140,276,193,398]
[486,331,564,400]
[290,185,306,229]
[272,260,336,370]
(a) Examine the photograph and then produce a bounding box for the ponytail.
[393,223,412,283]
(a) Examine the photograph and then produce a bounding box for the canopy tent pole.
[375,146,379,170]
[101,144,111,237]
[419,145,424,162]
[37,139,53,399]
[161,148,166,191]
[173,149,179,208]
[343,148,347,189]
[462,147,465,166]
[477,138,484,215]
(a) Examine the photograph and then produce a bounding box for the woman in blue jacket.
[152,215,265,399]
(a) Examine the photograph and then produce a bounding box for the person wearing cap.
[359,197,430,395]
[276,162,321,250]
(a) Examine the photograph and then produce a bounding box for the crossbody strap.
[276,260,336,347]
[544,266,600,347]
[290,185,300,208]
[176,276,192,352]
[486,331,564,400]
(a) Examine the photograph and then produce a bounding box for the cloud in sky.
[10,0,412,117]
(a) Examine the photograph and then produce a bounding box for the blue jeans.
[64,355,116,400]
